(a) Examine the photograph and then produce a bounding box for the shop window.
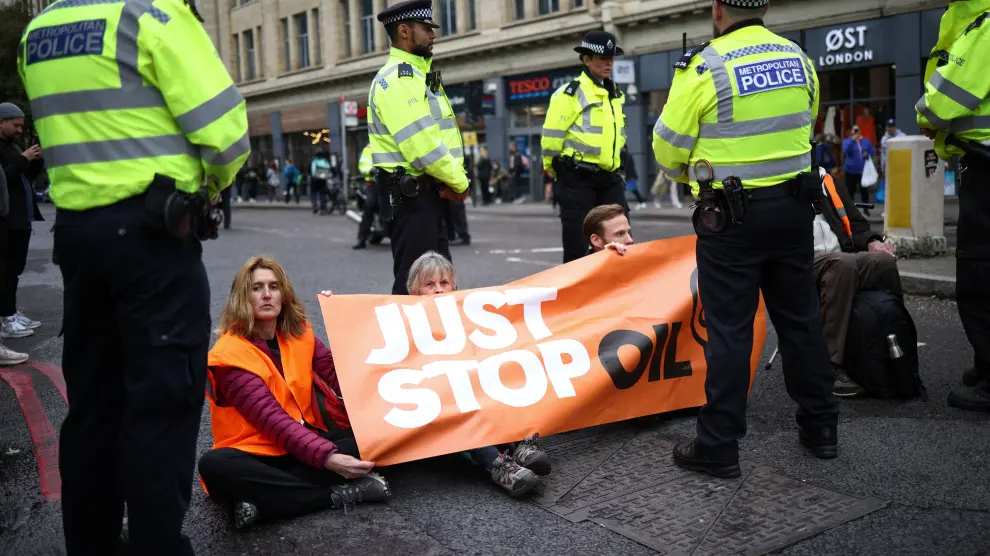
[529,105,547,128]
[511,105,530,128]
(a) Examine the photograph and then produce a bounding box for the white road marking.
[918,342,926,347]
[489,247,563,254]
[506,256,555,267]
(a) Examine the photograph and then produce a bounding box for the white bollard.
[883,135,946,250]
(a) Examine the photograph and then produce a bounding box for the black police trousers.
[556,167,628,263]
[357,181,380,242]
[955,155,990,384]
[387,188,451,295]
[54,194,210,556]
[693,194,838,459]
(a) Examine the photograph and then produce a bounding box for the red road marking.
[0,369,62,501]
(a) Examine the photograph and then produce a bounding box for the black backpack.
[843,290,927,400]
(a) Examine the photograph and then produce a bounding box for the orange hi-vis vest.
[206,324,330,457]
[821,172,852,237]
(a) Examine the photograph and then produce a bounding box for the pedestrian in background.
[0,145,29,365]
[0,103,44,340]
[841,125,876,214]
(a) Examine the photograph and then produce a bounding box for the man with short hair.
[0,102,44,340]
[583,203,633,255]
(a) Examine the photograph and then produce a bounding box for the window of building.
[514,0,524,20]
[280,18,290,72]
[574,0,583,7]
[232,34,241,82]
[538,0,559,15]
[244,30,256,80]
[295,12,310,69]
[340,0,352,58]
[468,0,476,30]
[361,0,375,54]
[437,0,456,36]
[312,8,322,65]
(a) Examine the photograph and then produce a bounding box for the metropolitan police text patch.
[733,57,807,97]
[25,19,106,65]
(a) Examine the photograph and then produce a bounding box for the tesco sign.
[505,67,582,106]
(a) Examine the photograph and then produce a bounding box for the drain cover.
[530,431,888,555]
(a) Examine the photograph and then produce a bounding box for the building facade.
[200,0,951,199]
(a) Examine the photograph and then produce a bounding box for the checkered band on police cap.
[580,41,606,55]
[381,7,432,25]
[718,0,769,8]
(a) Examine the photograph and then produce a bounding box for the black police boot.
[798,424,838,459]
[947,381,990,413]
[672,440,741,478]
[353,239,367,250]
[962,367,979,387]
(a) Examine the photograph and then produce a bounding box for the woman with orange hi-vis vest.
[198,256,390,530]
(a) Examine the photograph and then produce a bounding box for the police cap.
[377,0,441,29]
[574,30,624,57]
[717,0,770,8]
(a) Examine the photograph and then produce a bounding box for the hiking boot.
[510,433,551,476]
[13,312,40,330]
[672,440,741,478]
[961,367,980,387]
[947,382,990,413]
[0,345,28,366]
[232,501,260,529]
[833,371,866,398]
[490,452,540,498]
[1,317,33,339]
[798,424,838,459]
[329,472,391,512]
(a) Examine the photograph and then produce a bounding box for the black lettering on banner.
[599,329,653,390]
[647,324,669,382]
[663,322,692,379]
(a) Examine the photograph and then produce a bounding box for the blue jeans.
[463,446,500,471]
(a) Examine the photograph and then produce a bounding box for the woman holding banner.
[198,256,391,530]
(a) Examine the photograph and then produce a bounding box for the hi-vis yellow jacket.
[916,0,990,161]
[541,71,626,177]
[366,48,468,193]
[652,22,819,197]
[358,143,373,181]
[18,0,250,211]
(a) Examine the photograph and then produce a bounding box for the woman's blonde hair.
[406,251,456,294]
[218,255,308,338]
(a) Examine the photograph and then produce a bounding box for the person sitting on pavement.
[328,250,552,498]
[198,256,391,530]
[812,171,901,398]
[584,204,634,256]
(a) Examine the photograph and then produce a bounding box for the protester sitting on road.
[388,250,553,497]
[584,204,634,256]
[198,256,391,530]
[813,171,901,398]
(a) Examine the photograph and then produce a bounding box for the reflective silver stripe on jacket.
[929,72,983,112]
[654,118,696,150]
[698,112,811,139]
[699,46,733,123]
[44,134,197,168]
[950,114,990,134]
[692,152,811,182]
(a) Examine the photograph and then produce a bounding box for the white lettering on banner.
[819,24,873,68]
[369,288,594,429]
[733,58,807,97]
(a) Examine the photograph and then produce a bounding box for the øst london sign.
[819,25,873,68]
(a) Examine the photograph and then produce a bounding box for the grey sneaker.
[490,452,540,498]
[511,433,551,476]
[0,345,28,365]
[833,371,866,398]
[14,312,40,330]
[329,472,391,513]
[233,501,260,529]
[1,317,33,339]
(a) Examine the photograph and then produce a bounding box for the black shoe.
[330,472,392,513]
[833,371,866,398]
[353,240,367,250]
[672,440,741,478]
[947,383,990,412]
[798,425,838,459]
[233,501,260,529]
[962,367,980,387]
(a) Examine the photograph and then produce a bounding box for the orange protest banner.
[318,236,767,466]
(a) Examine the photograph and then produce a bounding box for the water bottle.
[887,334,904,359]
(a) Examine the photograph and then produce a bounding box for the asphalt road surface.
[0,203,987,556]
